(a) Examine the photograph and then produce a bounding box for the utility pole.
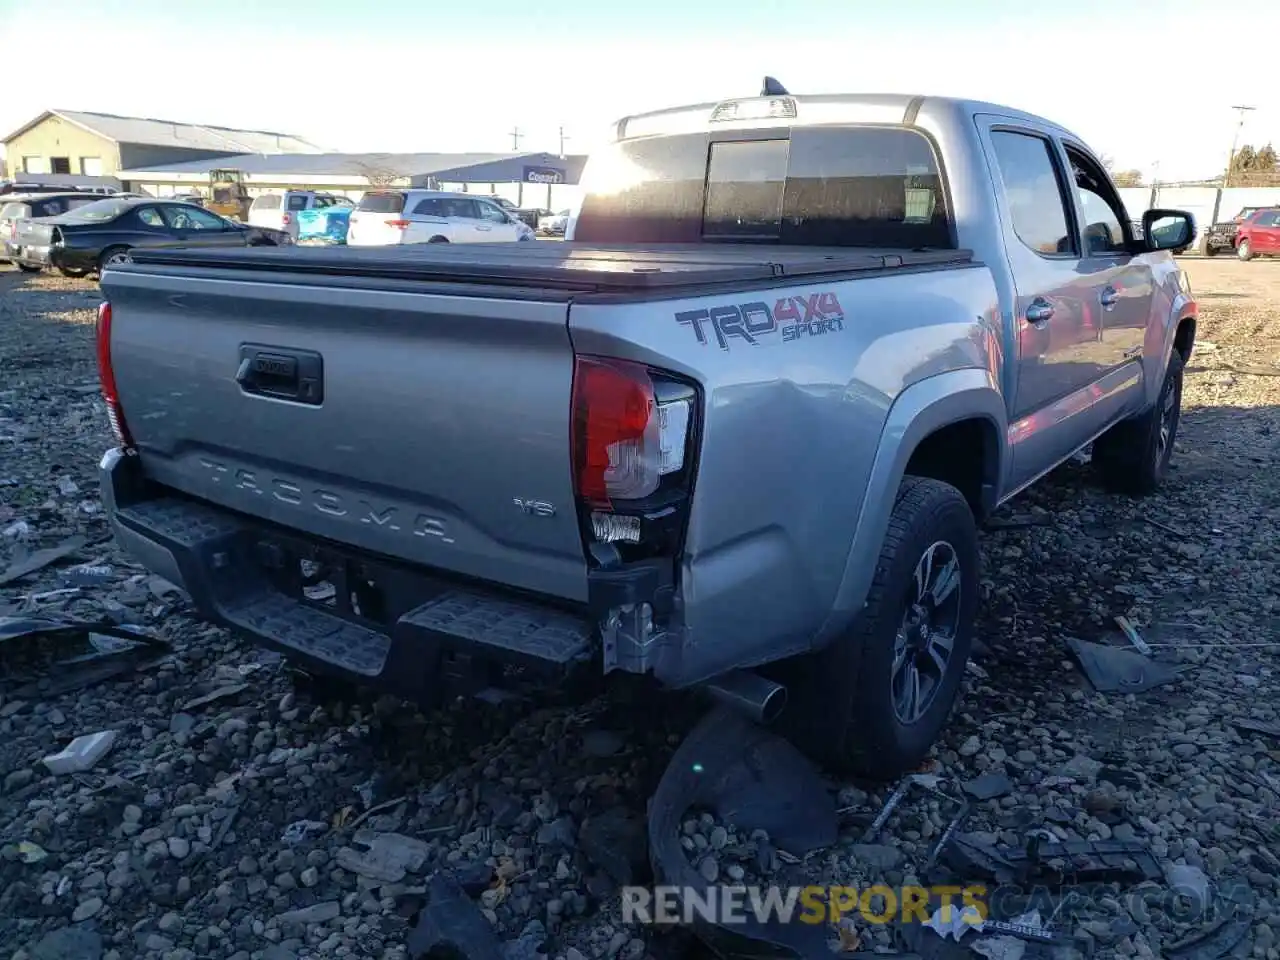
[1212,105,1254,225]
[509,127,523,151]
[1224,105,1255,189]
[558,126,569,158]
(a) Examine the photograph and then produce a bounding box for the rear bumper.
[100,448,686,696]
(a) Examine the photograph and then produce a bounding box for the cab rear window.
[574,125,953,249]
[357,192,406,214]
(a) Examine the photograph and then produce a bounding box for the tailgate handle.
[236,344,324,405]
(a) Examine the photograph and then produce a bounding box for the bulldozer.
[207,168,250,221]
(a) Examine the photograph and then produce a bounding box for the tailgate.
[100,267,589,602]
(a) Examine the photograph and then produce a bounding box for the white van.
[346,190,535,246]
[248,191,352,240]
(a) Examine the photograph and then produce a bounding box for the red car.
[1234,207,1280,261]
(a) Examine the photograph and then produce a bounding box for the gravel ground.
[1,259,1278,960]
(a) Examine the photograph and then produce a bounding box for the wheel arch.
[815,368,1006,648]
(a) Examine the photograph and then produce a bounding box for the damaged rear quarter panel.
[568,263,1002,686]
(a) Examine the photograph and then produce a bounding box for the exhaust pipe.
[703,670,787,725]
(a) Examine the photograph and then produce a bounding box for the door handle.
[236,344,325,405]
[1100,287,1119,308]
[1025,299,1054,324]
[475,225,492,232]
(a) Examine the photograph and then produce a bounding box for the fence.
[1118,185,1280,238]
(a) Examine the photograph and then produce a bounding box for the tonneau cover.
[125,241,973,293]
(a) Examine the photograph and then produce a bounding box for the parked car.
[1233,207,1280,261]
[346,190,535,245]
[247,192,352,240]
[537,209,571,236]
[1,192,108,266]
[295,204,354,245]
[11,196,291,277]
[1202,206,1267,256]
[94,85,1195,779]
[484,196,543,229]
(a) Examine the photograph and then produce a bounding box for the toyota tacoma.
[94,81,1197,778]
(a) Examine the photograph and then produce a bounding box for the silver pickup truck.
[95,83,1197,778]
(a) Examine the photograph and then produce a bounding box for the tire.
[98,246,131,273]
[1091,350,1185,495]
[1238,240,1253,261]
[778,477,979,779]
[428,235,449,243]
[1204,244,1219,257]
[17,263,40,273]
[58,266,89,279]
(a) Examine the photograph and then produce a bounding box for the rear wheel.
[98,246,131,273]
[17,263,40,273]
[58,266,89,278]
[1203,244,1219,257]
[428,235,449,243]
[778,477,978,779]
[1238,239,1253,261]
[1092,350,1184,495]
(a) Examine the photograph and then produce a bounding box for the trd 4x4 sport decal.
[675,292,846,350]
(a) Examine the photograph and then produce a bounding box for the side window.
[1065,147,1129,256]
[182,207,228,230]
[443,198,479,219]
[989,130,1075,257]
[1255,211,1280,227]
[412,198,444,217]
[477,202,508,224]
[287,194,310,211]
[254,194,281,210]
[136,207,165,228]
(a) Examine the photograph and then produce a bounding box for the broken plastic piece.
[406,872,504,960]
[962,773,1013,801]
[1066,636,1188,693]
[1114,616,1152,656]
[43,730,118,774]
[922,904,985,940]
[944,835,1161,888]
[0,535,87,586]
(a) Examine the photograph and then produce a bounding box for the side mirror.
[1142,208,1195,252]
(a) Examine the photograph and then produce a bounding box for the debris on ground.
[42,729,118,774]
[1066,636,1189,693]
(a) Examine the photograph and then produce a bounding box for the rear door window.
[287,194,310,211]
[0,203,29,219]
[357,192,406,214]
[988,130,1076,257]
[574,124,953,248]
[442,198,479,219]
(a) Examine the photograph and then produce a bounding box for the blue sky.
[2,0,1278,181]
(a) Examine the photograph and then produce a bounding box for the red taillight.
[571,356,660,503]
[385,219,410,229]
[282,213,292,226]
[96,302,133,448]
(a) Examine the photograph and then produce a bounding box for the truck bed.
[125,241,973,293]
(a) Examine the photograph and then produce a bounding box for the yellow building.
[2,109,320,180]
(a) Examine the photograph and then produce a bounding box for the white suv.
[248,191,352,240]
[346,190,535,247]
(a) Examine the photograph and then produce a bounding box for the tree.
[1099,154,1143,187]
[352,157,407,186]
[1226,143,1280,186]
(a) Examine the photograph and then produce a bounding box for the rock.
[959,735,982,757]
[4,768,34,793]
[699,856,719,882]
[579,809,649,886]
[276,901,341,925]
[167,837,190,860]
[30,926,104,960]
[580,730,625,758]
[849,844,904,871]
[1060,755,1103,780]
[72,896,104,922]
